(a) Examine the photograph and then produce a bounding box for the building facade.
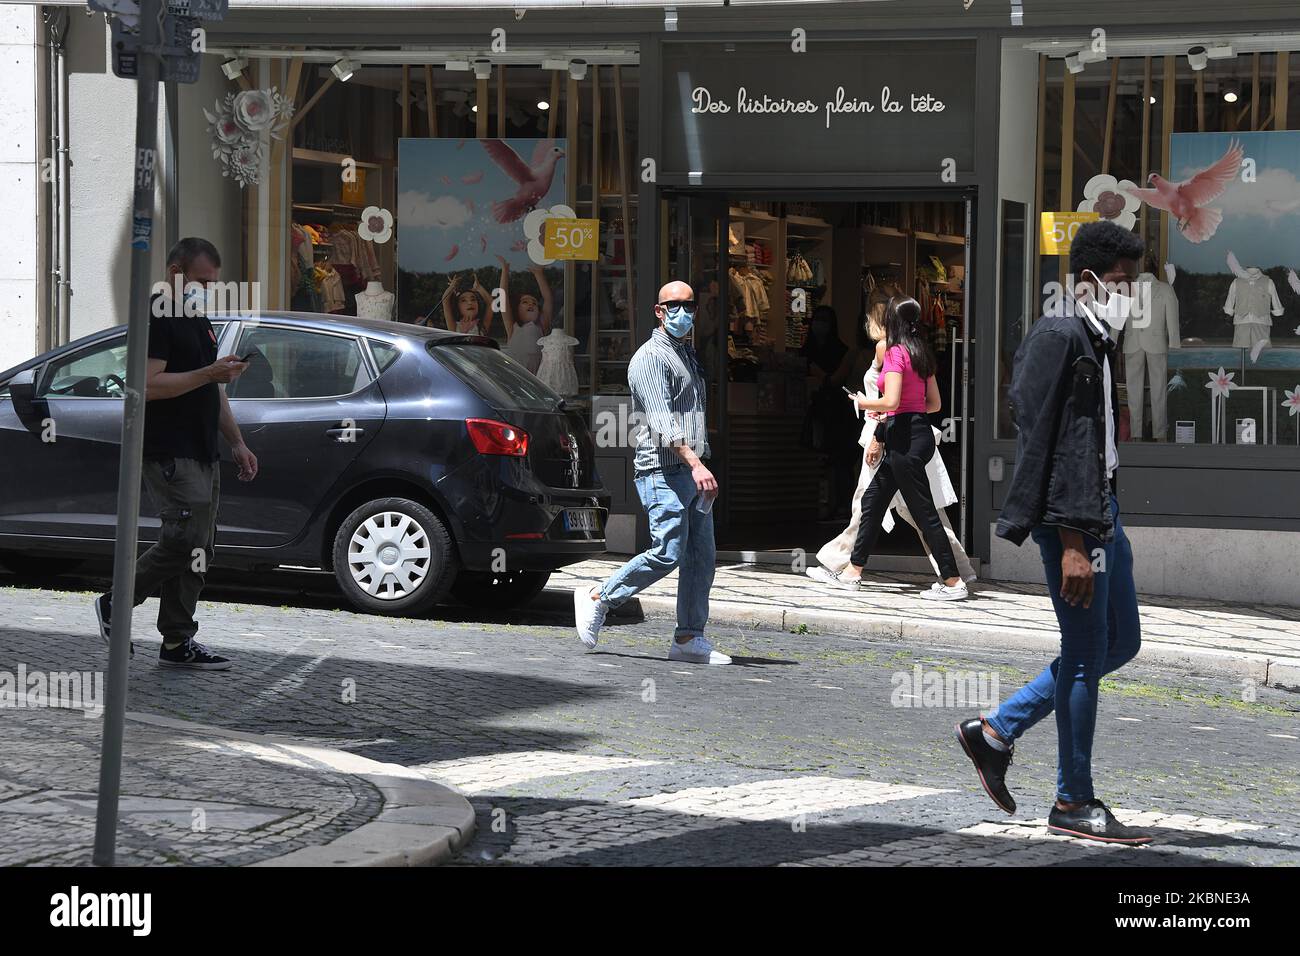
[8,0,1300,604]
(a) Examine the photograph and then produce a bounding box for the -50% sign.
[543,218,600,261]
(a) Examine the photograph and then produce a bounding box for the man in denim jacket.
[956,221,1154,844]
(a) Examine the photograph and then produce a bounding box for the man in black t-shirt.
[93,238,258,670]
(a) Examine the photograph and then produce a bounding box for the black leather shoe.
[1047,800,1154,845]
[955,718,1016,814]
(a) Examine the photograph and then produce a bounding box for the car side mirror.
[8,368,37,417]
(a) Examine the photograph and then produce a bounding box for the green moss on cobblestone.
[1099,678,1296,718]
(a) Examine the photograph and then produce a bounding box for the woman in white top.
[806,291,976,585]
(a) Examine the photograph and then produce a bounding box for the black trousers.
[850,412,960,580]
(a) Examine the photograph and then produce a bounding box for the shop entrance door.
[664,193,731,536]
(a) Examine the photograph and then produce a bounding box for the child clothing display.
[1124,272,1180,440]
[1223,267,1284,357]
[355,282,394,321]
[536,330,580,396]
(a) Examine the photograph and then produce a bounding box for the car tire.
[0,551,86,579]
[451,569,552,609]
[331,497,458,616]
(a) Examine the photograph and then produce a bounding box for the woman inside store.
[810,295,972,601]
[801,304,861,519]
[497,255,554,374]
[437,271,493,336]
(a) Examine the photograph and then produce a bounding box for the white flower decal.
[358,206,394,244]
[1283,385,1300,417]
[203,87,294,189]
[522,204,577,266]
[1078,174,1141,231]
[1205,367,1237,400]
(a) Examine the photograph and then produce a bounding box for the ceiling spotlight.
[1065,53,1084,75]
[1187,46,1209,71]
[1206,43,1235,60]
[1223,83,1240,103]
[537,99,551,111]
[471,104,478,113]
[331,57,356,82]
[568,59,588,81]
[665,6,678,32]
[221,56,247,80]
[1149,95,1157,104]
[472,58,492,81]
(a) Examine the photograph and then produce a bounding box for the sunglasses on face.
[657,300,697,314]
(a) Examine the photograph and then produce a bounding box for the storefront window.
[1029,48,1300,448]
[282,60,639,414]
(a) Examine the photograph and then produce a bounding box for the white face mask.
[1086,271,1134,331]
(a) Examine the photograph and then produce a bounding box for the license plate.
[562,509,601,533]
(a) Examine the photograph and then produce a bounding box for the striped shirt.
[628,327,710,475]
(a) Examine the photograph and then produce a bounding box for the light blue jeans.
[600,464,715,640]
[985,496,1142,803]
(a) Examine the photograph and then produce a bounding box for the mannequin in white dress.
[806,293,976,584]
[536,329,580,395]
[355,281,394,321]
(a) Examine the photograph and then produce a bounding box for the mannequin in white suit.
[1123,258,1180,441]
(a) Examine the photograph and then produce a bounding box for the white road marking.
[412,751,662,794]
[742,678,772,684]
[1191,726,1217,731]
[1268,733,1297,740]
[1115,717,1143,722]
[625,777,951,821]
[815,685,843,690]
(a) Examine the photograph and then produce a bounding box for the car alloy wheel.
[346,511,432,600]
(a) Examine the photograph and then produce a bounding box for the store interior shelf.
[914,231,966,246]
[292,148,382,170]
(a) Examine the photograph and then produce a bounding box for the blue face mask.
[661,303,695,338]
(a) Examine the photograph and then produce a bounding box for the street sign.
[1039,211,1099,255]
[543,217,600,261]
[110,11,206,83]
[89,0,228,19]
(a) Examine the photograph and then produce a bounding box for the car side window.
[227,327,370,399]
[39,338,129,398]
[368,339,401,374]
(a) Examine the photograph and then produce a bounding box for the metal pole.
[93,0,163,867]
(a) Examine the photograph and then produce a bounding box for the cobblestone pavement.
[2,568,1297,867]
[554,560,1300,675]
[1,708,380,866]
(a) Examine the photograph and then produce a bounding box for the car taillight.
[465,418,529,457]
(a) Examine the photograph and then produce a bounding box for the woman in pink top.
[830,297,967,600]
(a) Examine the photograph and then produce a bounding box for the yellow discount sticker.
[1039,211,1099,255]
[543,217,600,261]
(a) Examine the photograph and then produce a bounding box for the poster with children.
[397,137,568,374]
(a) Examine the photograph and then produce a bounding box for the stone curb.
[537,589,1300,691]
[125,713,477,867]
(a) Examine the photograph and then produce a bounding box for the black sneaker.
[1047,800,1154,845]
[159,639,231,670]
[955,718,1016,814]
[93,593,133,658]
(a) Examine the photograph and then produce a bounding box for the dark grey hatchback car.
[0,312,610,615]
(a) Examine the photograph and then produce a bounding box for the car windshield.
[431,342,561,412]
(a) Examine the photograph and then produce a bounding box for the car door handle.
[325,425,365,441]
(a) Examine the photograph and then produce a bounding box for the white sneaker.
[668,635,732,665]
[574,585,608,648]
[922,581,969,601]
[820,568,865,591]
[805,565,837,585]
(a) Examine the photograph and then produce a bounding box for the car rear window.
[430,342,560,412]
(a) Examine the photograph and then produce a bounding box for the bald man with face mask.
[573,281,731,665]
